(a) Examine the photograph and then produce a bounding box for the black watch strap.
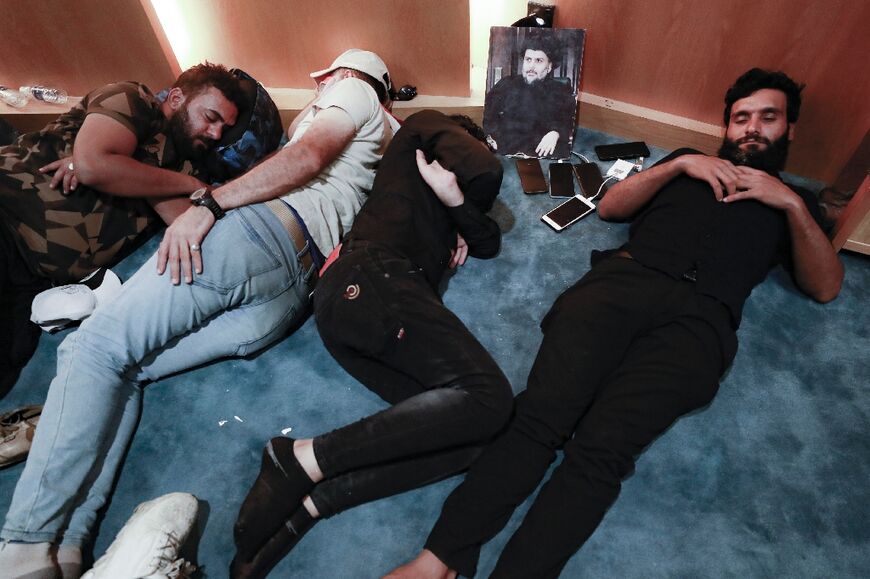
[190,187,225,220]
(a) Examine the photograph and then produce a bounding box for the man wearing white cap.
[0,49,397,579]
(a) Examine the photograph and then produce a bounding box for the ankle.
[292,439,324,483]
[302,496,320,519]
[0,541,56,578]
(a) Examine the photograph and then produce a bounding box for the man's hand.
[448,233,468,269]
[535,131,560,157]
[416,150,464,207]
[724,166,800,210]
[40,157,79,195]
[676,154,741,200]
[156,205,216,284]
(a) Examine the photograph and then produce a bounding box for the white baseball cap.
[309,49,392,93]
[31,268,122,332]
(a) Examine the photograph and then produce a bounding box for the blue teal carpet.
[2,128,868,578]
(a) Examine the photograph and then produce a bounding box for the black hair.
[449,114,493,151]
[172,61,246,111]
[522,33,557,62]
[723,68,804,126]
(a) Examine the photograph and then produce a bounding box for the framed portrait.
[484,27,586,160]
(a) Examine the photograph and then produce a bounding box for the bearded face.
[168,104,216,161]
[717,131,790,174]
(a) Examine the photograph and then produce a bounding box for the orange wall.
[556,0,870,182]
[160,0,470,96]
[0,0,470,99]
[0,0,176,95]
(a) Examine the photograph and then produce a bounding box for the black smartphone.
[548,162,575,199]
[573,162,606,200]
[541,195,596,231]
[594,141,650,161]
[516,158,547,194]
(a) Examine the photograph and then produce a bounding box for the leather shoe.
[0,404,41,468]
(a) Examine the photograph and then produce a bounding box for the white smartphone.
[541,195,596,231]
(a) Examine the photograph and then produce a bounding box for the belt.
[613,249,696,282]
[264,198,315,283]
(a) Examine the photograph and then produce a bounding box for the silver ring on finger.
[68,162,74,171]
[190,243,201,252]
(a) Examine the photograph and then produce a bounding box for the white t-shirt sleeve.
[313,77,379,131]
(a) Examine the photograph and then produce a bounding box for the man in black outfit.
[483,35,576,158]
[388,69,844,578]
[231,110,514,578]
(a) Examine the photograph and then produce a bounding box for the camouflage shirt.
[0,82,191,283]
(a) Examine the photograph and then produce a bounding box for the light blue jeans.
[1,204,311,546]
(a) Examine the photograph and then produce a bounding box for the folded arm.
[157,106,356,284]
[598,154,741,221]
[65,114,204,197]
[725,167,843,302]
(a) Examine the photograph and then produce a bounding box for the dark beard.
[717,133,790,174]
[168,107,213,161]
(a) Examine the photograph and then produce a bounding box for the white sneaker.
[81,492,199,579]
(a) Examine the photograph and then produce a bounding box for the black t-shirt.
[345,110,504,289]
[623,148,824,327]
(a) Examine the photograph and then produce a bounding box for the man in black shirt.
[388,69,843,579]
[231,110,513,578]
[483,35,576,158]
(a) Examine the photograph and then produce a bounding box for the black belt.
[613,250,697,283]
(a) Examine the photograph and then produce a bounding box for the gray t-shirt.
[281,77,399,255]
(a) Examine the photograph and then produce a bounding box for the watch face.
[191,187,209,201]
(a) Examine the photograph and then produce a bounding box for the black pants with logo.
[426,256,738,578]
[311,244,514,518]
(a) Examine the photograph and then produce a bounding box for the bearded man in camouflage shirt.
[0,63,244,387]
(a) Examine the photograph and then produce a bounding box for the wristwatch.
[190,187,225,220]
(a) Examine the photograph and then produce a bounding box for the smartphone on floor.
[516,158,547,194]
[548,162,576,199]
[573,162,606,200]
[541,195,597,231]
[594,141,650,161]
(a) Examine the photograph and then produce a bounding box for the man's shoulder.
[315,77,381,129]
[84,82,156,106]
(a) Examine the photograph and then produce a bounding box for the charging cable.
[571,151,591,163]
[588,175,618,202]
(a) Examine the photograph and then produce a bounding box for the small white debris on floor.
[234,415,244,423]
[281,427,293,435]
[218,420,228,427]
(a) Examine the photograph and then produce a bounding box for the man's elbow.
[805,268,844,304]
[71,155,105,188]
[810,278,843,304]
[596,199,624,222]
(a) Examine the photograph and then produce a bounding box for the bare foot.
[383,549,457,579]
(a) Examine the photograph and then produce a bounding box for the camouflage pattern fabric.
[0,82,189,283]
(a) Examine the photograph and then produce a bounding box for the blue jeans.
[1,204,311,546]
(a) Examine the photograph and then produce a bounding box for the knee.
[464,376,514,437]
[565,427,638,493]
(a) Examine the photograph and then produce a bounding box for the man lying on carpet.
[0,48,398,579]
[230,110,514,579]
[0,63,246,389]
[387,68,843,579]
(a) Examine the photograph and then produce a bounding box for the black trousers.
[0,226,48,391]
[426,256,738,578]
[310,244,513,518]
